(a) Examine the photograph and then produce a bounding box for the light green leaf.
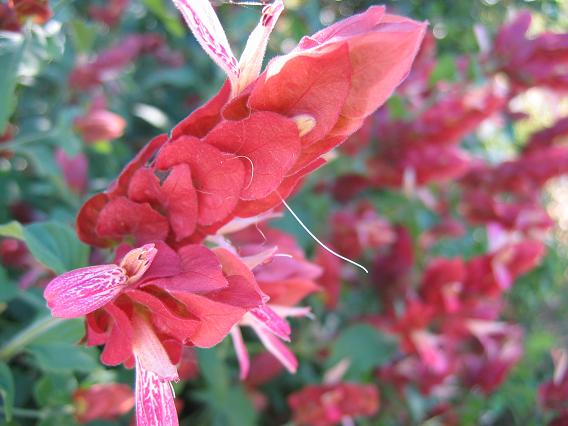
[23,222,89,274]
[0,222,23,241]
[326,324,397,379]
[142,0,185,37]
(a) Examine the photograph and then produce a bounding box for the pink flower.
[288,383,380,426]
[73,383,134,423]
[74,97,126,144]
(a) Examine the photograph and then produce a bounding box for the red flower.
[0,4,20,31]
[288,383,380,426]
[44,242,264,424]
[69,34,167,91]
[493,10,568,92]
[54,148,88,194]
[74,98,126,144]
[73,383,134,423]
[330,202,394,260]
[9,0,51,24]
[89,0,129,27]
[77,4,426,246]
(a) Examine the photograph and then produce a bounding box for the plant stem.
[0,316,63,361]
[0,406,46,419]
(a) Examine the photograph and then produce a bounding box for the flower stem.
[0,316,63,361]
[0,406,47,419]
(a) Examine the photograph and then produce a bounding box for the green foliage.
[0,362,15,421]
[23,222,89,274]
[326,324,397,380]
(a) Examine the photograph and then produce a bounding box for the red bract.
[364,83,504,189]
[74,98,127,144]
[288,383,380,426]
[0,4,20,31]
[329,202,394,260]
[69,34,169,91]
[54,148,88,194]
[8,0,51,24]
[73,384,134,423]
[89,0,129,27]
[77,4,426,246]
[493,10,568,92]
[222,226,320,377]
[524,116,568,154]
[47,3,427,424]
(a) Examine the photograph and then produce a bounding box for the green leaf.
[30,319,85,346]
[69,19,97,54]
[0,221,23,241]
[197,347,229,394]
[23,222,89,274]
[0,266,18,303]
[34,373,77,407]
[428,55,457,86]
[28,343,99,373]
[0,32,24,134]
[326,324,397,379]
[0,362,15,421]
[142,0,185,37]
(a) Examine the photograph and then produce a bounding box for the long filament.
[279,197,369,274]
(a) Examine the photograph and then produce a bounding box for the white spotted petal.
[44,264,127,318]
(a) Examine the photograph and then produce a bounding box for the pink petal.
[135,357,179,426]
[171,0,239,85]
[44,265,127,318]
[230,326,250,380]
[132,315,179,381]
[250,322,298,373]
[250,305,291,342]
[235,0,284,95]
[119,244,157,283]
[150,244,228,293]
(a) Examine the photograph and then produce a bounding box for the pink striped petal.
[235,0,284,95]
[250,322,298,373]
[172,0,239,85]
[230,326,250,380]
[135,357,179,426]
[132,315,179,382]
[250,305,291,342]
[119,243,157,284]
[44,264,127,318]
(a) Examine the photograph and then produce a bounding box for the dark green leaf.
[0,32,24,134]
[0,362,14,421]
[33,373,77,407]
[0,266,18,303]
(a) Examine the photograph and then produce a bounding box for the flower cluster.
[41,2,426,425]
